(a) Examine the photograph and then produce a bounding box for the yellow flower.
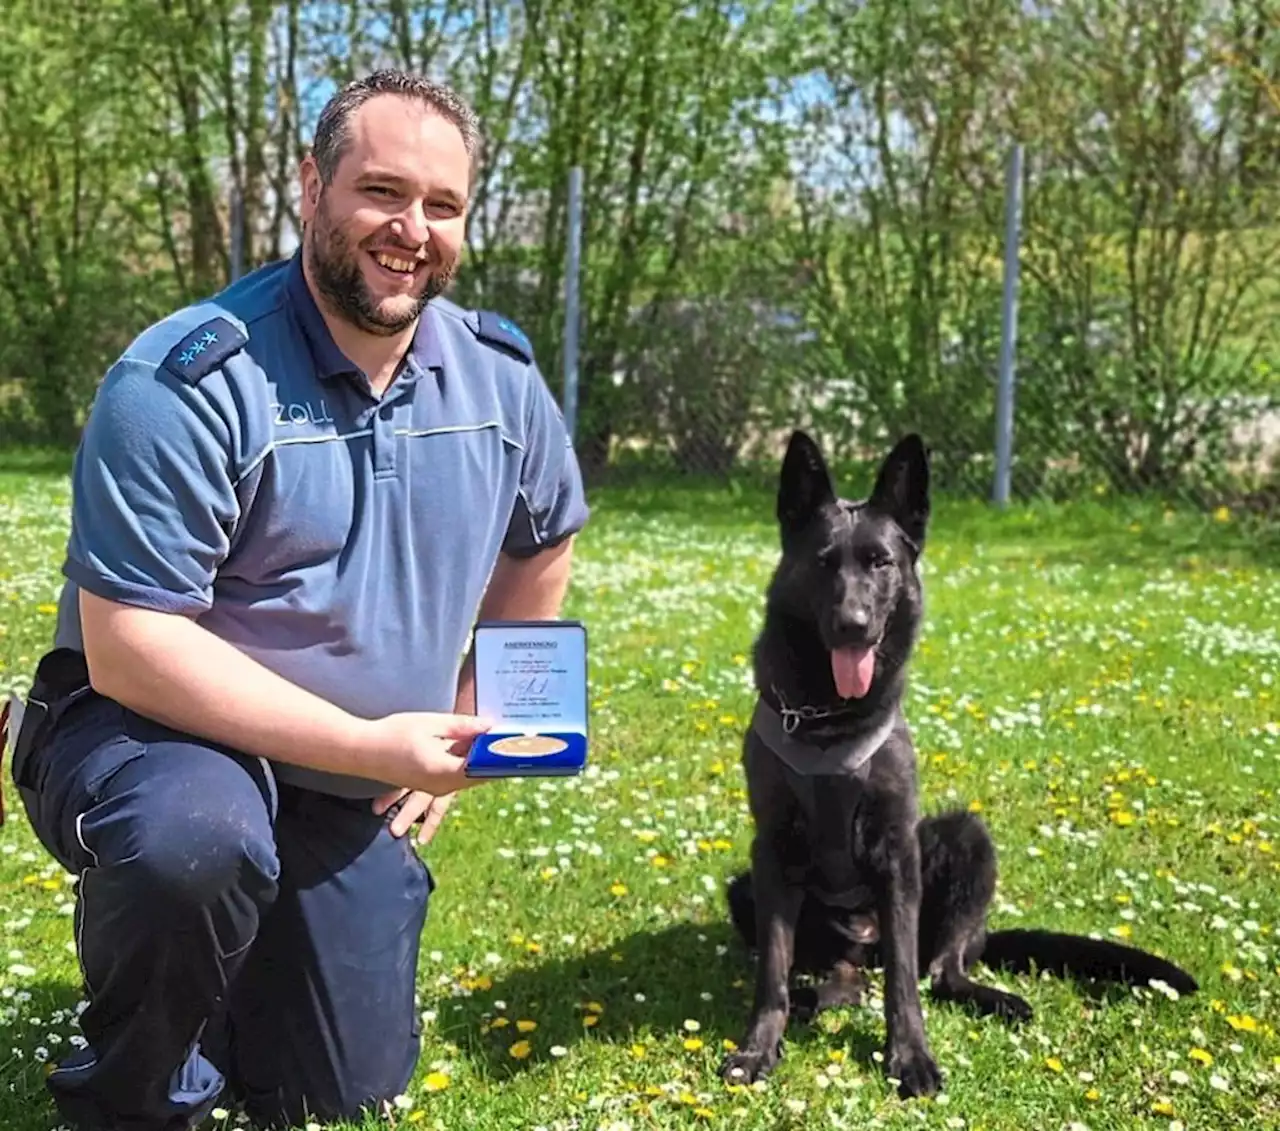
[1085,1088,1100,1101]
[423,1071,450,1091]
[684,1038,704,1051]
[651,855,669,868]
[583,1015,599,1028]
[489,1017,510,1029]
[1189,1048,1213,1066]
[1226,1014,1258,1032]
[509,1040,532,1059]
[1152,1100,1175,1116]
[1045,1056,1064,1073]
[1213,505,1230,523]
[630,1044,647,1058]
[968,799,983,813]
[609,882,628,896]
[516,1019,537,1033]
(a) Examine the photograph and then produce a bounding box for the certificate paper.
[464,620,589,777]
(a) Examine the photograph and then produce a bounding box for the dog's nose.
[849,608,870,629]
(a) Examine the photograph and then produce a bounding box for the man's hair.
[311,69,482,185]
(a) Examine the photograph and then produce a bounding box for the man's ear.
[778,430,835,540]
[299,155,323,223]
[867,433,930,550]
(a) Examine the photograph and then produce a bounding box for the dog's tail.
[977,929,1198,995]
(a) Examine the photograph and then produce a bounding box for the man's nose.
[391,204,430,247]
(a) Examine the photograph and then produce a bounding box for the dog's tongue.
[832,646,876,699]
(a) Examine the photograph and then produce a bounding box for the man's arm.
[452,537,576,713]
[81,594,488,793]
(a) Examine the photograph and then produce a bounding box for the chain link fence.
[570,176,1280,518]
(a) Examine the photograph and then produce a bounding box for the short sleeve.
[62,356,240,615]
[502,365,590,557]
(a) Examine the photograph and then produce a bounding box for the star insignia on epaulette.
[162,317,248,384]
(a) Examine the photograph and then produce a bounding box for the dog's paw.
[887,1044,943,1099]
[720,1042,782,1085]
[995,992,1033,1025]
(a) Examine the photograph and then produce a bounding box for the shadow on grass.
[0,446,75,478]
[431,920,893,1083]
[933,496,1280,572]
[430,914,1186,1087]
[588,470,1280,572]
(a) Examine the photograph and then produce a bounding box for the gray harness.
[750,693,894,780]
[749,694,895,912]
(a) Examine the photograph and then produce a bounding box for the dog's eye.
[869,552,893,570]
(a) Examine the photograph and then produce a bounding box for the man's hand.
[366,710,492,841]
[363,710,494,798]
[372,787,457,843]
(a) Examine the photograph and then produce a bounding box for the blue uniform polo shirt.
[52,250,590,798]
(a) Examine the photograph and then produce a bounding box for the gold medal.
[488,735,568,757]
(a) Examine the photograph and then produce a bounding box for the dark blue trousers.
[16,692,434,1131]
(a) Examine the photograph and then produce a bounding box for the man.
[10,70,588,1130]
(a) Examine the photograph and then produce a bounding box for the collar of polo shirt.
[283,250,444,387]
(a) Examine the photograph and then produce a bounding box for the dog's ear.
[778,429,835,536]
[867,433,930,550]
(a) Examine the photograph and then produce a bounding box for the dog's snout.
[831,605,873,642]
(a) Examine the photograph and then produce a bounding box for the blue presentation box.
[464,619,589,778]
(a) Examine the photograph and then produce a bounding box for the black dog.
[720,430,1198,1096]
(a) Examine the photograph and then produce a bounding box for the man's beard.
[306,196,457,336]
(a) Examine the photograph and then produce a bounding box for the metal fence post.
[563,165,583,444]
[993,143,1024,506]
[229,183,244,283]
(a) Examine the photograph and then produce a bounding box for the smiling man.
[10,71,588,1131]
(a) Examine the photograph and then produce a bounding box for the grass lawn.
[0,455,1277,1131]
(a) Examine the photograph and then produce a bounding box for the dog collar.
[767,683,866,734]
[750,697,894,778]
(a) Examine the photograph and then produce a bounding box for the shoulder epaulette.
[473,311,534,363]
[161,316,248,384]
